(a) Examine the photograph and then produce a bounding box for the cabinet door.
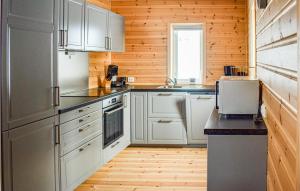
[186,94,215,144]
[109,12,125,52]
[148,92,186,118]
[123,92,131,146]
[64,0,85,50]
[2,0,58,130]
[60,135,103,191]
[85,3,108,51]
[2,117,58,191]
[148,118,187,144]
[131,92,147,144]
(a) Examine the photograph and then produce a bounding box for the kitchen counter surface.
[58,85,215,113]
[204,109,267,135]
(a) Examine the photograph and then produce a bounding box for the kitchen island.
[204,109,268,191]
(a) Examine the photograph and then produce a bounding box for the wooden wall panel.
[255,0,298,190]
[111,0,248,85]
[87,0,111,88]
[263,86,297,191]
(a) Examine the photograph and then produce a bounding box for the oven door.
[103,104,124,148]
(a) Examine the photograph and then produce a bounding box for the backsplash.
[59,51,89,94]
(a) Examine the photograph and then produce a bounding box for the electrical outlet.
[128,77,135,83]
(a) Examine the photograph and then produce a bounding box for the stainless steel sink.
[158,85,183,89]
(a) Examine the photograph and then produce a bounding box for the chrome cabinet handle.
[55,125,60,145]
[158,93,172,96]
[59,30,64,47]
[105,37,109,50]
[109,37,112,50]
[197,96,213,99]
[64,30,68,47]
[111,141,120,148]
[158,120,172,123]
[78,115,90,123]
[54,86,60,106]
[79,143,91,152]
[78,106,90,113]
[78,124,91,132]
[105,106,124,115]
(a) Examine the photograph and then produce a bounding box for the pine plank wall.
[89,0,248,87]
[255,0,298,190]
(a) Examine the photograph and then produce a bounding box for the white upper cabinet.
[59,0,125,52]
[109,12,125,52]
[2,0,58,129]
[85,4,108,51]
[62,0,85,50]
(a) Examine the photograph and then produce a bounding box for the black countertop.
[58,85,215,113]
[204,109,268,135]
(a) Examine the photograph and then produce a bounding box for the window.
[169,24,204,84]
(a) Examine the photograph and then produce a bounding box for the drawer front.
[103,135,129,164]
[61,119,102,156]
[60,135,103,191]
[60,101,102,123]
[148,92,186,118]
[60,110,102,134]
[148,118,187,144]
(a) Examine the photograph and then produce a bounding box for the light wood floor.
[76,147,207,191]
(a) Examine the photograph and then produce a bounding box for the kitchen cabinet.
[61,0,85,50]
[2,117,58,191]
[131,92,148,144]
[85,3,108,51]
[186,94,215,144]
[123,92,131,145]
[58,101,103,191]
[148,92,186,118]
[109,12,125,52]
[148,118,187,144]
[59,0,125,52]
[60,135,103,191]
[2,0,58,130]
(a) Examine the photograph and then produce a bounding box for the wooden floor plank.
[76,147,207,191]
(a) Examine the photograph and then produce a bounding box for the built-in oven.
[102,95,124,148]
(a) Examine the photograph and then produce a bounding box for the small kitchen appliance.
[106,64,119,87]
[105,65,127,87]
[216,76,259,115]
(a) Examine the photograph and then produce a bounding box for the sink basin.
[158,85,183,89]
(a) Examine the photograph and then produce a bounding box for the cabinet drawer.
[60,119,102,156]
[60,110,102,134]
[60,102,102,123]
[148,92,186,118]
[148,118,187,144]
[60,135,103,191]
[103,135,129,164]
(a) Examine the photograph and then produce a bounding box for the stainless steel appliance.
[102,95,124,148]
[216,76,259,115]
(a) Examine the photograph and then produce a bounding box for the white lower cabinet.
[131,92,148,144]
[186,94,215,144]
[148,118,187,144]
[60,135,103,191]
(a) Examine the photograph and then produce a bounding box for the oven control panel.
[102,94,123,108]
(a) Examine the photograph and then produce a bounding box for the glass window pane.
[171,26,203,83]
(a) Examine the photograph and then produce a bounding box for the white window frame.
[168,23,206,84]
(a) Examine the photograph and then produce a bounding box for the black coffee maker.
[106,65,118,87]
[106,65,127,87]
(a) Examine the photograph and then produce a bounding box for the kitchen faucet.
[167,77,177,86]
